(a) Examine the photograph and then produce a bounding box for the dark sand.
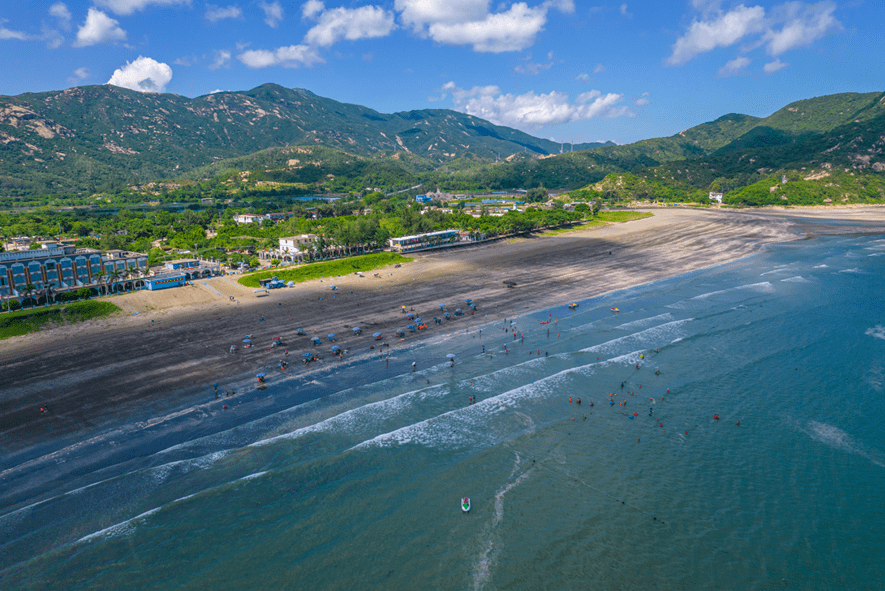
[2,207,884,453]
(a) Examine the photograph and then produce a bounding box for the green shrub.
[238,252,412,288]
[0,300,119,340]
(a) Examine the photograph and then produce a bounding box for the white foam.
[805,421,884,468]
[615,313,674,331]
[691,281,773,300]
[577,318,693,357]
[238,471,268,481]
[839,268,864,274]
[76,507,161,543]
[813,264,828,268]
[248,384,450,448]
[866,326,885,341]
[781,276,811,283]
[353,353,631,451]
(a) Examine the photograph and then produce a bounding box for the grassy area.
[237,252,414,288]
[0,300,120,340]
[539,220,608,235]
[596,211,654,223]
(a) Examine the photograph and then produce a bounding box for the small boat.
[611,307,620,313]
[461,497,471,512]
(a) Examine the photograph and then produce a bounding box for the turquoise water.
[2,234,884,590]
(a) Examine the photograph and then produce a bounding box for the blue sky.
[0,1,881,144]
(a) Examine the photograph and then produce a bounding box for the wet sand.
[2,206,883,453]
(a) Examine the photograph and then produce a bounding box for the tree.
[525,187,548,203]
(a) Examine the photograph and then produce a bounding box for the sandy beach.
[2,206,884,452]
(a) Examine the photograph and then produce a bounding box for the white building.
[278,234,318,253]
[709,192,724,203]
[233,213,267,224]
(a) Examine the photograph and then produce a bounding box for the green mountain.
[580,92,885,206]
[0,83,613,196]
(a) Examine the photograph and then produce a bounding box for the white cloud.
[304,5,395,47]
[669,1,841,66]
[593,63,605,73]
[209,49,231,69]
[237,44,323,68]
[107,56,173,93]
[577,89,601,102]
[764,1,839,55]
[763,58,788,73]
[620,3,630,16]
[302,0,324,19]
[206,5,243,22]
[515,53,554,75]
[668,5,765,65]
[74,8,127,47]
[50,3,72,30]
[68,67,90,83]
[94,0,190,16]
[259,1,284,27]
[634,92,651,105]
[440,81,631,128]
[717,56,751,77]
[575,73,592,83]
[396,0,571,53]
[0,21,30,41]
[427,3,548,53]
[542,0,574,12]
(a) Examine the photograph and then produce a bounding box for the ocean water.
[2,234,884,590]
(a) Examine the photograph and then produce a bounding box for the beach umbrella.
[242,338,252,343]
[328,333,336,341]
[331,345,341,351]
[302,352,312,358]
[296,328,305,335]
[465,299,472,303]
[439,304,446,310]
[446,354,456,359]
[272,336,281,341]
[373,332,382,339]
[256,373,266,378]
[353,327,361,333]
[407,312,415,318]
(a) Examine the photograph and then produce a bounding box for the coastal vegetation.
[237,253,412,288]
[0,300,119,339]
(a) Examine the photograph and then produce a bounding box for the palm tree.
[43,284,55,306]
[21,283,36,307]
[108,268,122,294]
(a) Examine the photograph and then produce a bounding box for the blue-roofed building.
[415,194,432,203]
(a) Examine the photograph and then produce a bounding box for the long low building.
[388,230,460,253]
[0,244,147,298]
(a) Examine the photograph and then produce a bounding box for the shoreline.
[2,206,885,457]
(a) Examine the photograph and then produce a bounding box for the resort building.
[279,235,318,253]
[0,244,147,298]
[388,230,460,253]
